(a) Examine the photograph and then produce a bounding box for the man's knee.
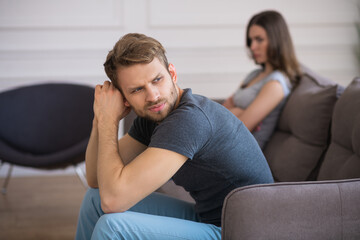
[85,188,100,200]
[92,213,126,239]
[80,188,101,212]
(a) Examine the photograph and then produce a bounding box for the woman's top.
[232,69,292,149]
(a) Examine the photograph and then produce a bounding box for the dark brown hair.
[104,33,169,89]
[246,10,302,85]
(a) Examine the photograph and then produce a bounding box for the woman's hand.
[222,95,235,109]
[229,107,244,117]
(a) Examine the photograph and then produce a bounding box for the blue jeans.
[75,188,221,239]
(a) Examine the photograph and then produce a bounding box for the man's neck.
[174,87,184,110]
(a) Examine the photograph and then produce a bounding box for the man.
[76,33,274,239]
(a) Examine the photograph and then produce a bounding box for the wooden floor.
[0,175,87,240]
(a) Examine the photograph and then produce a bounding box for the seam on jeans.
[111,228,202,240]
[108,221,221,240]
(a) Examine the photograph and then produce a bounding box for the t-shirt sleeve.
[149,104,213,160]
[265,71,291,96]
[128,116,157,146]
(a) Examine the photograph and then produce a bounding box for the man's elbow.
[87,182,99,189]
[86,177,99,189]
[100,192,129,214]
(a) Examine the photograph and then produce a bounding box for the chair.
[0,83,94,194]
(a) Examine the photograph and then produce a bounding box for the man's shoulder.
[180,88,210,105]
[173,89,225,125]
[179,89,221,112]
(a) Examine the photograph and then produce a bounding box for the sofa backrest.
[263,67,343,182]
[222,178,360,239]
[317,77,360,180]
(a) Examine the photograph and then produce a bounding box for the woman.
[223,10,302,149]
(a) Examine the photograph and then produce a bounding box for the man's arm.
[117,133,147,166]
[85,121,147,188]
[86,81,140,189]
[93,81,187,213]
[85,117,100,188]
[97,119,187,213]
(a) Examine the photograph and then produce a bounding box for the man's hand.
[94,81,131,125]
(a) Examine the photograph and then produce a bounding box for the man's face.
[116,58,179,123]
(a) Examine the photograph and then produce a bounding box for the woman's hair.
[104,33,169,89]
[246,10,302,85]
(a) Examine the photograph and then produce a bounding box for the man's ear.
[123,97,130,107]
[168,63,177,83]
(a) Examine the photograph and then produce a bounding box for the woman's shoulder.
[264,70,292,95]
[267,70,288,81]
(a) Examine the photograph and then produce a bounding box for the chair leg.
[0,160,4,171]
[2,164,14,195]
[74,164,88,189]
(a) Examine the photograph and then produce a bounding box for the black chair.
[0,83,94,194]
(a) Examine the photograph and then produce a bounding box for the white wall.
[0,0,359,177]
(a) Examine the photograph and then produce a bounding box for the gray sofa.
[123,69,360,239]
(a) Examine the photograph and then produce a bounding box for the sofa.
[123,68,360,239]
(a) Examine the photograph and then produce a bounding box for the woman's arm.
[235,80,285,131]
[223,94,246,118]
[222,95,235,109]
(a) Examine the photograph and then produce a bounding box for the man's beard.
[131,84,178,123]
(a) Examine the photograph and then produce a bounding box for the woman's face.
[248,25,269,64]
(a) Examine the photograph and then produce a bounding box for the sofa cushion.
[263,68,341,181]
[317,77,360,180]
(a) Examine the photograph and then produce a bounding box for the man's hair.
[246,10,302,85]
[104,33,169,89]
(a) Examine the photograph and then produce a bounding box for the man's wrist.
[97,116,119,131]
[92,117,98,126]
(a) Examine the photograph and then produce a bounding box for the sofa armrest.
[221,179,360,240]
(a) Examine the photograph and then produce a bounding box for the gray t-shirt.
[129,89,274,226]
[233,69,291,149]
